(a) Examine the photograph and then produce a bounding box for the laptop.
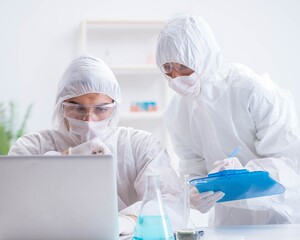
[0,155,119,240]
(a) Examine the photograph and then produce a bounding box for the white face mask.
[167,72,200,96]
[65,117,112,142]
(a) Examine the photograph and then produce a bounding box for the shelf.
[80,19,169,145]
[82,20,164,30]
[80,20,164,66]
[120,112,163,121]
[110,65,161,75]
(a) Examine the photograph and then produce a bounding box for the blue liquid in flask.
[133,215,174,240]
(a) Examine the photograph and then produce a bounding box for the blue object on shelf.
[189,169,285,202]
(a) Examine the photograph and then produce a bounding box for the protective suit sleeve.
[164,96,208,181]
[119,132,184,230]
[224,78,300,211]
[118,215,136,235]
[8,133,45,155]
[8,130,66,156]
[168,124,207,180]
[118,201,141,217]
[245,82,300,184]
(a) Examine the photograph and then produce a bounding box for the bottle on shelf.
[130,101,158,112]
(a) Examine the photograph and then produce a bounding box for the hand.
[118,215,136,235]
[210,157,243,174]
[190,187,224,213]
[67,138,111,155]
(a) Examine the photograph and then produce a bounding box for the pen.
[229,146,241,158]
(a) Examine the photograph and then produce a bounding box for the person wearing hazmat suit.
[156,14,300,225]
[9,55,184,234]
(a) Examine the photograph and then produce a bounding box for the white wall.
[1,0,299,228]
[1,0,300,133]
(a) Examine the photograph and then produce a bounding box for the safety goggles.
[161,62,194,76]
[62,102,116,121]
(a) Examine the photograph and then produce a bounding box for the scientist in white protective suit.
[9,55,184,234]
[156,14,300,225]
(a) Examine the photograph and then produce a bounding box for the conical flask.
[132,172,175,240]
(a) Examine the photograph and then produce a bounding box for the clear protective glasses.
[161,62,194,77]
[62,101,116,121]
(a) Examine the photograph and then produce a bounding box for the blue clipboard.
[189,169,285,202]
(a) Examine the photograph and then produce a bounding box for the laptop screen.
[0,155,119,240]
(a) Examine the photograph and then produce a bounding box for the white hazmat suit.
[9,55,183,232]
[156,14,300,225]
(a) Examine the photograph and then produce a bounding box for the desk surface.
[121,224,300,240]
[201,224,300,240]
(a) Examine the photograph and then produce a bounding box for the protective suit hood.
[156,14,222,81]
[52,54,121,134]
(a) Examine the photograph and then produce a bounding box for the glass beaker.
[182,174,190,229]
[132,172,175,240]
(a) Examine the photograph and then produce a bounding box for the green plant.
[0,101,33,155]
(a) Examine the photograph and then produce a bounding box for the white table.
[121,224,300,239]
[201,224,300,240]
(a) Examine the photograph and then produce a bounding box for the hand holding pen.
[228,146,241,158]
[210,146,243,173]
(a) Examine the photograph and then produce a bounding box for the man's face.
[62,93,115,122]
[161,62,194,78]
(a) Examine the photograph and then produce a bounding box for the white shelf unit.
[80,20,170,145]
